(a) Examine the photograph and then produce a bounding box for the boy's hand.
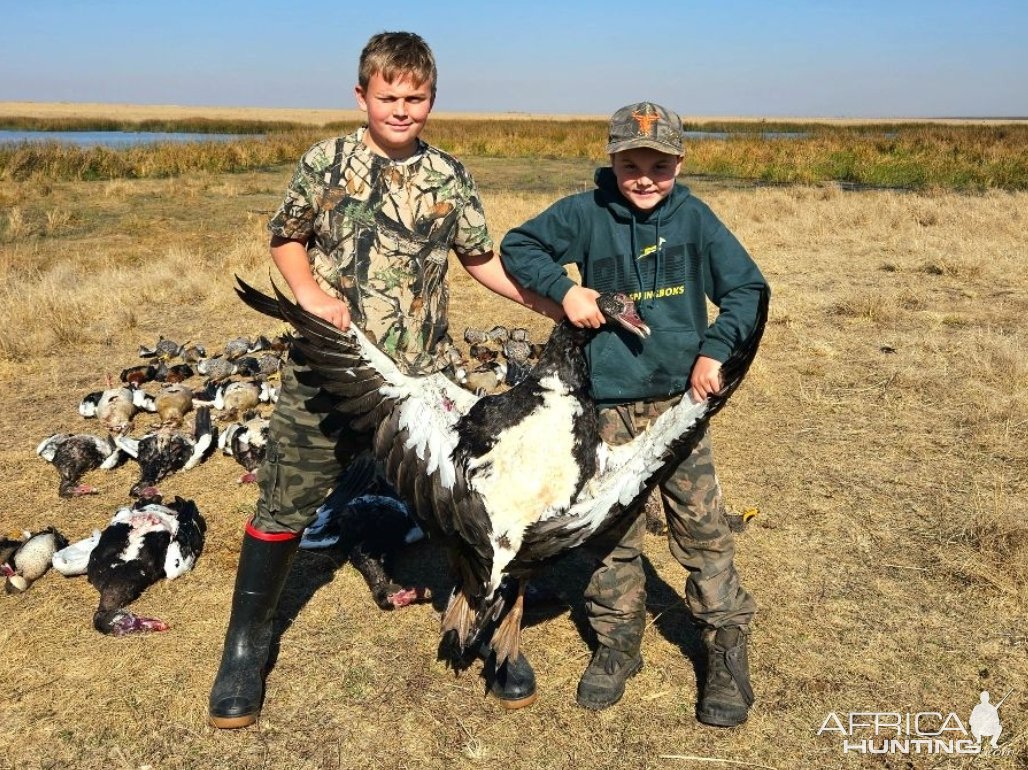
[562,286,605,329]
[689,356,723,402]
[295,285,351,330]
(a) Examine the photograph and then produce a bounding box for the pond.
[0,130,260,148]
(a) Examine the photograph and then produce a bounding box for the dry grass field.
[1,150,1027,770]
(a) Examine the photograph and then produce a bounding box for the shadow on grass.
[268,515,706,696]
[270,529,455,673]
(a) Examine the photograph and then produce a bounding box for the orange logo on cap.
[632,109,659,134]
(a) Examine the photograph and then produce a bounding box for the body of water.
[683,130,808,140]
[0,129,804,149]
[0,130,260,148]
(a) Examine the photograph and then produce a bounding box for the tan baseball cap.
[606,102,684,156]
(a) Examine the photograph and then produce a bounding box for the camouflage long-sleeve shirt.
[268,127,492,374]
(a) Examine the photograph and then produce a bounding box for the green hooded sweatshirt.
[500,167,769,405]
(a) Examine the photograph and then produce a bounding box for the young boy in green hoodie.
[500,102,768,727]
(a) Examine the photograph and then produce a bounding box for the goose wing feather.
[519,287,769,563]
[234,278,491,581]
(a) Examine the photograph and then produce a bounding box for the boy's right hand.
[562,286,605,329]
[295,285,351,330]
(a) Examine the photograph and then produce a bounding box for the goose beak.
[600,294,651,338]
[614,306,651,338]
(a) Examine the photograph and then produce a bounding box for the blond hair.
[359,32,437,101]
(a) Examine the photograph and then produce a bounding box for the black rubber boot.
[576,646,643,710]
[208,524,300,729]
[696,626,755,727]
[479,645,537,709]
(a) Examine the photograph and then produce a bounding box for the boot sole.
[209,711,260,729]
[696,708,749,728]
[494,690,538,710]
[576,657,643,710]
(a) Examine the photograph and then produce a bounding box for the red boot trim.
[245,520,300,541]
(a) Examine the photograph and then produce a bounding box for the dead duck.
[181,344,207,364]
[80,387,147,434]
[442,346,468,384]
[222,336,256,361]
[159,363,195,384]
[151,383,195,426]
[463,328,490,345]
[196,356,238,382]
[502,337,533,365]
[300,459,430,610]
[460,361,508,396]
[468,342,499,363]
[501,338,535,388]
[218,413,270,483]
[3,527,68,593]
[235,354,282,378]
[138,336,187,360]
[487,325,510,343]
[86,497,206,635]
[115,406,217,498]
[120,364,159,387]
[236,277,767,671]
[211,380,273,420]
[303,492,430,610]
[36,432,124,497]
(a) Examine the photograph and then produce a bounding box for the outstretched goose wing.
[518,287,770,563]
[233,278,489,552]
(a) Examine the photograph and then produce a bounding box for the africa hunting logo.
[817,690,1013,756]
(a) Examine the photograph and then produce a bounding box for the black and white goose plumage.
[235,277,767,666]
[218,412,270,483]
[115,406,217,498]
[36,432,124,497]
[300,460,431,610]
[86,496,206,635]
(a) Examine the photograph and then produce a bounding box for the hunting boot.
[481,647,538,709]
[208,524,300,729]
[576,646,644,710]
[696,626,755,727]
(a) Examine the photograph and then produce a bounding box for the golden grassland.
[1,161,1028,769]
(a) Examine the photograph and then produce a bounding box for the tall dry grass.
[3,115,1028,190]
[1,165,1027,769]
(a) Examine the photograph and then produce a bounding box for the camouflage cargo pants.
[583,395,757,655]
[251,352,373,534]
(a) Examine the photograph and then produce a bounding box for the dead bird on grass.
[36,433,125,497]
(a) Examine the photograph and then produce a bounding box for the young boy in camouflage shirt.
[501,102,768,726]
[209,31,558,728]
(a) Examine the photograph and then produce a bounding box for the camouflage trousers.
[251,352,373,534]
[583,395,757,655]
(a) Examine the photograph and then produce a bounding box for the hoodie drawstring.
[630,216,645,302]
[652,204,663,301]
[630,187,671,311]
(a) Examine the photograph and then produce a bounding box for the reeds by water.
[2,116,1026,190]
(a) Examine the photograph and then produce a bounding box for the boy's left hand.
[689,356,723,402]
[562,285,605,329]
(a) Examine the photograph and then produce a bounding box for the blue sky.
[1,1,1025,118]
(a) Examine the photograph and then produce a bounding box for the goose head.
[596,293,651,338]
